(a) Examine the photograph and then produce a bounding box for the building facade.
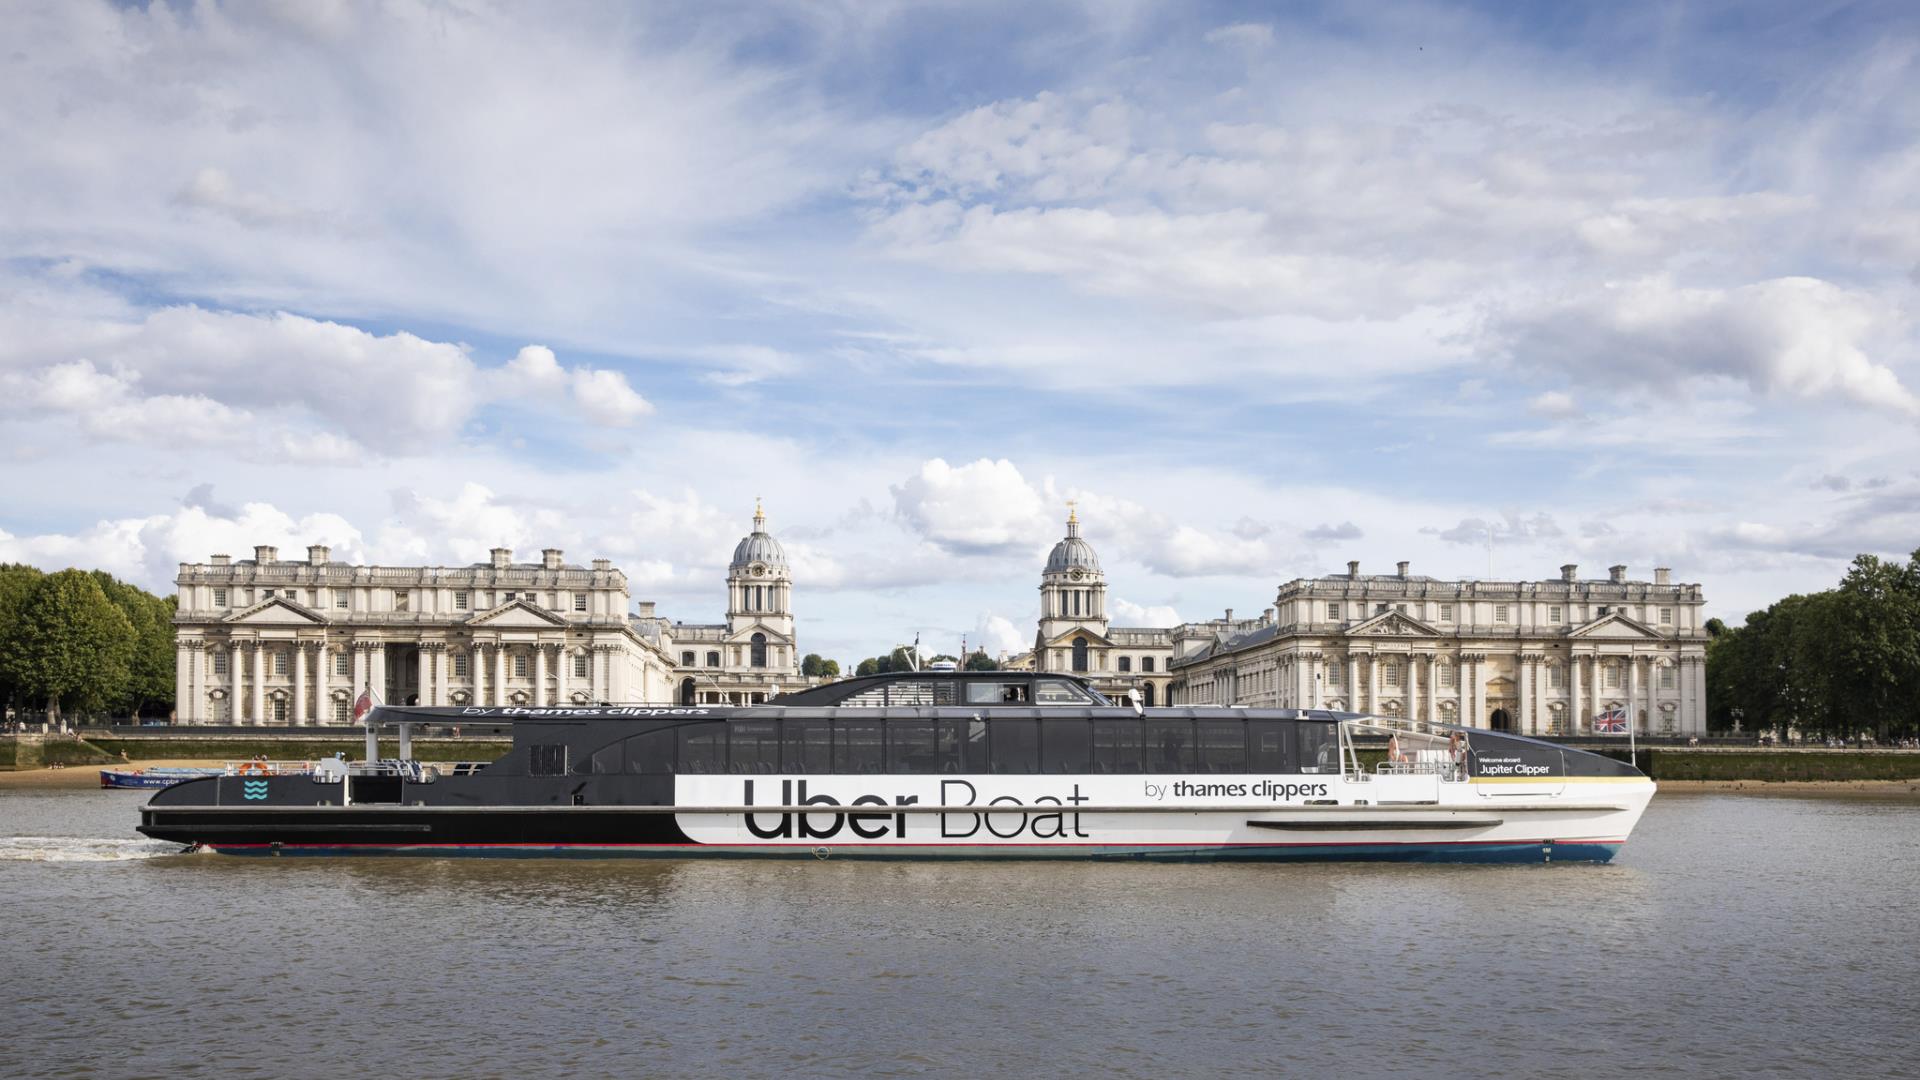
[1168,561,1709,736]
[171,507,806,723]
[1023,507,1175,706]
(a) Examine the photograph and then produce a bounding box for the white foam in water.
[0,836,180,862]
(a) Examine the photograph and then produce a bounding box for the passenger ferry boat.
[139,672,1654,862]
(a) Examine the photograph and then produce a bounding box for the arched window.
[1142,657,1155,672]
[679,678,696,706]
[1118,656,1132,673]
[1141,683,1155,707]
[1072,636,1089,672]
[751,633,768,668]
[706,651,720,668]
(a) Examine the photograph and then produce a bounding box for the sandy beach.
[0,760,230,790]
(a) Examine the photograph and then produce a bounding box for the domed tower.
[728,500,795,650]
[1036,502,1108,671]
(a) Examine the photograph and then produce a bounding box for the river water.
[1,790,1916,1079]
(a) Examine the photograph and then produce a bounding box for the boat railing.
[221,760,316,777]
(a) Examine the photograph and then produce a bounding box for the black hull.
[140,807,695,848]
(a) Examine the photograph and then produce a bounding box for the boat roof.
[771,670,1110,707]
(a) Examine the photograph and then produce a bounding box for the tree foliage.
[1708,550,1920,740]
[800,653,841,678]
[964,650,1000,671]
[0,564,176,721]
[853,646,919,676]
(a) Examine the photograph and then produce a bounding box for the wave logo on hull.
[241,780,269,800]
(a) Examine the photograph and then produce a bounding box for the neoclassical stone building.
[1167,561,1709,736]
[172,507,806,724]
[1016,507,1176,706]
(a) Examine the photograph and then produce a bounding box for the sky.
[3,0,1919,665]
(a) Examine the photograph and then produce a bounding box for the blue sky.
[3,0,1919,664]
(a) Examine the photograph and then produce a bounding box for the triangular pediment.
[1567,612,1662,640]
[729,625,793,646]
[224,597,328,626]
[1041,627,1116,650]
[1346,611,1441,638]
[467,599,570,628]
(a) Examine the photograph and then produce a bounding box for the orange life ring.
[236,761,270,776]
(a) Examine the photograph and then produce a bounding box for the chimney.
[1396,560,1409,579]
[1347,560,1360,579]
[592,558,612,572]
[635,601,656,619]
[1224,608,1234,623]
[1560,563,1578,583]
[1264,607,1275,623]
[543,548,563,571]
[211,554,231,567]
[307,544,330,565]
[1609,564,1627,584]
[254,545,277,564]
[490,547,512,569]
[1654,567,1671,585]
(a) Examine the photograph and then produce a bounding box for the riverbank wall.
[0,733,511,769]
[1590,747,1920,782]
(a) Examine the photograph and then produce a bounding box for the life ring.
[236,761,270,776]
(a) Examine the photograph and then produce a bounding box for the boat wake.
[0,836,181,862]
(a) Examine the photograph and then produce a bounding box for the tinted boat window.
[1093,718,1142,774]
[989,718,1040,774]
[936,718,983,774]
[1145,719,1194,772]
[887,720,936,774]
[834,720,884,774]
[966,681,1029,704]
[626,727,676,775]
[1248,720,1289,772]
[1034,680,1095,705]
[1197,720,1247,773]
[591,741,624,774]
[1040,719,1092,774]
[729,720,780,774]
[677,723,726,774]
[1297,721,1341,774]
[783,719,831,774]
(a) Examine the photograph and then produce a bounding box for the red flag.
[352,688,373,723]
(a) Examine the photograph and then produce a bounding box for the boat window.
[887,720,937,773]
[1247,720,1289,772]
[936,718,983,774]
[1297,721,1341,774]
[1196,720,1247,773]
[624,727,677,775]
[989,718,1040,774]
[528,744,567,776]
[966,681,1029,705]
[728,720,781,774]
[677,723,726,774]
[1093,718,1143,774]
[591,741,624,774]
[1145,719,1194,772]
[1034,680,1096,705]
[1040,718,1092,774]
[834,720,885,773]
[782,719,832,774]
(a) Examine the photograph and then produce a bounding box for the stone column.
[555,644,571,705]
[433,643,448,707]
[417,645,432,707]
[351,642,368,702]
[1627,654,1640,733]
[370,644,388,705]
[174,640,190,725]
[473,644,487,707]
[293,640,309,725]
[315,641,331,724]
[1569,652,1583,733]
[184,641,202,724]
[1346,654,1359,709]
[1590,655,1603,730]
[494,642,508,706]
[1469,654,1484,728]
[533,642,548,707]
[1424,655,1438,725]
[1519,655,1533,734]
[594,646,610,702]
[228,643,244,724]
[248,643,265,727]
[609,646,626,703]
[1693,656,1708,734]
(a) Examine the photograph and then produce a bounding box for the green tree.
[0,563,47,713]
[964,650,999,671]
[800,653,843,679]
[13,569,135,723]
[90,571,177,716]
[855,657,881,677]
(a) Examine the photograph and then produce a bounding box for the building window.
[1071,637,1089,673]
[1327,663,1343,686]
[1438,604,1453,622]
[1549,605,1563,623]
[751,633,768,668]
[1440,664,1456,688]
[335,654,350,676]
[454,591,469,610]
[1550,663,1564,689]
[1384,660,1400,687]
[394,591,409,612]
[681,651,695,666]
[1118,656,1132,673]
[213,651,229,676]
[333,699,349,723]
[1143,657,1155,673]
[573,593,588,612]
[271,697,288,722]
[1660,607,1673,625]
[273,651,288,676]
[1396,603,1407,615]
[1327,603,1341,620]
[1494,605,1509,622]
[335,592,349,609]
[213,588,228,607]
[706,650,720,667]
[1375,603,1388,615]
[307,590,317,606]
[1661,665,1676,690]
[263,589,275,599]
[573,653,589,678]
[513,654,528,677]
[1605,664,1621,689]
[454,653,470,677]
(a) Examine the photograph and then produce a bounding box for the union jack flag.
[1594,707,1628,734]
[352,687,376,723]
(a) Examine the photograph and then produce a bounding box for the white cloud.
[1204,23,1274,49]
[892,458,1050,555]
[974,613,1026,657]
[1111,597,1180,627]
[1527,390,1582,419]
